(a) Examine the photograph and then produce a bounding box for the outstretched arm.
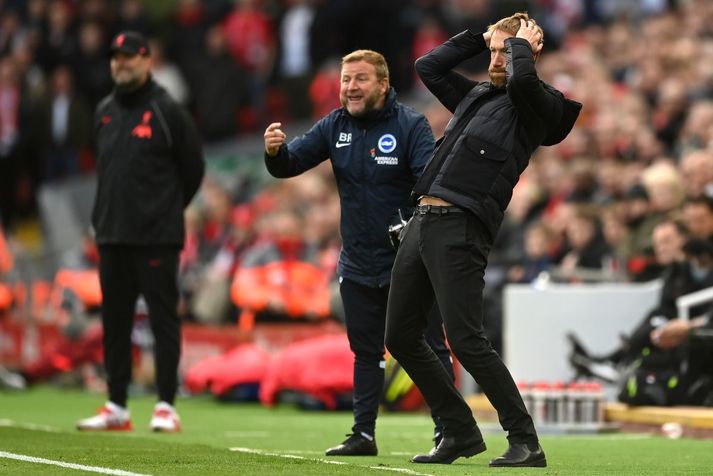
[263,119,330,178]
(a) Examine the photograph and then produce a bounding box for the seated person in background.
[649,245,713,406]
[681,195,713,243]
[180,185,257,326]
[231,210,331,329]
[569,220,689,373]
[555,207,614,282]
[570,229,713,405]
[619,184,666,281]
[507,222,555,284]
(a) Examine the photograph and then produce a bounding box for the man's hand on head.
[483,29,492,47]
[516,19,543,55]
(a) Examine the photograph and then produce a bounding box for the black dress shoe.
[325,433,377,456]
[433,430,443,448]
[489,443,547,467]
[411,433,486,464]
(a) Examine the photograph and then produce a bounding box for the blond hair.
[341,49,390,84]
[488,12,544,46]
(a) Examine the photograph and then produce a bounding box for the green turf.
[1,387,712,475]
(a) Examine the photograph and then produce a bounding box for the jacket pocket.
[440,136,509,198]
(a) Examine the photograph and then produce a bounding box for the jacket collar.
[451,82,503,118]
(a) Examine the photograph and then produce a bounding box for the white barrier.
[676,285,713,321]
[502,281,663,383]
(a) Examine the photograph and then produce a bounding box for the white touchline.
[230,447,434,476]
[0,451,150,476]
[368,467,434,475]
[0,419,60,433]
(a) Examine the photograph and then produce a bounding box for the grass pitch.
[1,387,712,475]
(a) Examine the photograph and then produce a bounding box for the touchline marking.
[0,419,60,433]
[231,447,347,465]
[270,449,324,455]
[230,447,434,476]
[368,467,433,475]
[0,451,150,476]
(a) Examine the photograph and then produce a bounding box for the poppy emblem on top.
[132,111,152,139]
[116,34,125,47]
[378,134,396,154]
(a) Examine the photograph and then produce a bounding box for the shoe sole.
[445,441,487,464]
[325,453,378,456]
[489,456,547,468]
[76,426,133,432]
[152,427,181,433]
[412,441,487,464]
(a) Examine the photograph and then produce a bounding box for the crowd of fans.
[0,0,686,227]
[2,1,713,395]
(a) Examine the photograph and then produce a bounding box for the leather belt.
[416,204,465,215]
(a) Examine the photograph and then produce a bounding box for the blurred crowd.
[2,0,713,350]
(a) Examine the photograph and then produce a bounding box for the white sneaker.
[77,402,132,431]
[0,366,26,390]
[150,401,181,432]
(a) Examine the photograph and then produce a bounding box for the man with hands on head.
[264,49,455,457]
[384,13,581,466]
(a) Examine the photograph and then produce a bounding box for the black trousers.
[340,277,453,437]
[98,245,181,407]
[385,210,538,445]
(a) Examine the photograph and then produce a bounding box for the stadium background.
[1,0,713,433]
[2,0,713,474]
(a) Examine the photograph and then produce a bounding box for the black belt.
[416,204,465,215]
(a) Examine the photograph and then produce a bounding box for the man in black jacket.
[264,49,454,456]
[385,13,581,466]
[77,31,204,432]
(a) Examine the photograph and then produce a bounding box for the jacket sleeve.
[265,116,330,178]
[414,30,487,113]
[505,38,562,138]
[406,114,435,178]
[172,105,205,207]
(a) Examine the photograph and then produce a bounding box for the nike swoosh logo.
[335,142,351,148]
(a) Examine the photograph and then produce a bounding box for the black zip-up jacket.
[265,89,435,287]
[413,30,582,239]
[92,78,204,246]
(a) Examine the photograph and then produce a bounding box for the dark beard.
[115,78,143,92]
[489,71,506,88]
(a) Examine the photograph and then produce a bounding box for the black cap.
[109,31,150,57]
